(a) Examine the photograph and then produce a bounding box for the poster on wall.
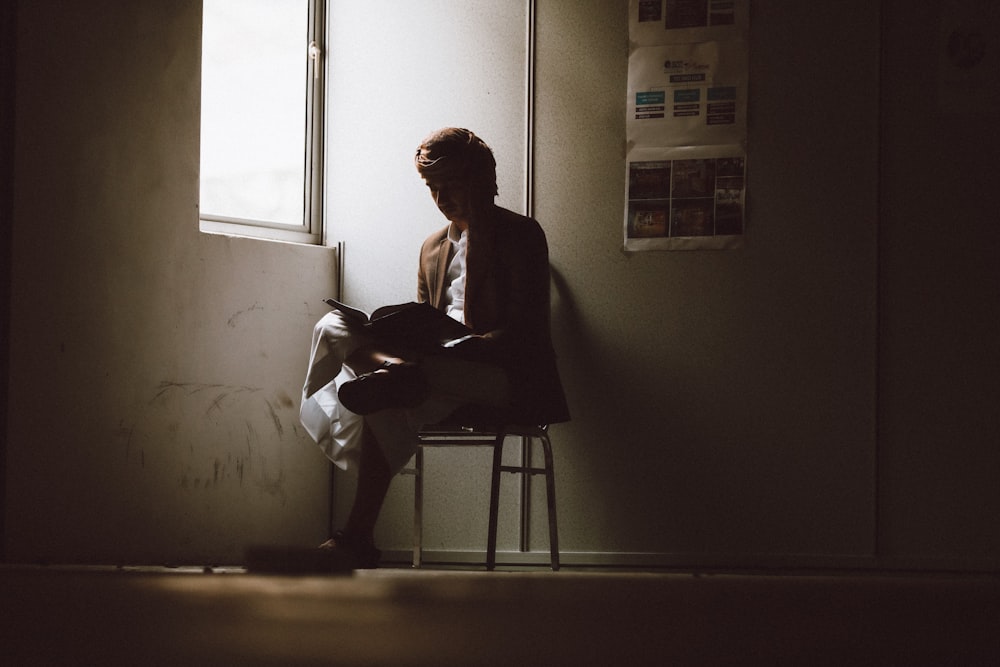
[625,145,745,251]
[625,0,749,251]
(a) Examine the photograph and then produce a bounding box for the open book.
[324,298,473,348]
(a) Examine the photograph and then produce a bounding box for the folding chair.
[406,422,559,570]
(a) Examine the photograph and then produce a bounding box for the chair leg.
[486,432,505,571]
[541,433,560,571]
[413,447,424,568]
[519,435,531,553]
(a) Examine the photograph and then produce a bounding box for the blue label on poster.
[636,91,666,105]
[674,89,701,103]
[707,86,737,100]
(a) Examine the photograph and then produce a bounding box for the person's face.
[425,176,474,229]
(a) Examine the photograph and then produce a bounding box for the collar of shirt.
[447,221,467,246]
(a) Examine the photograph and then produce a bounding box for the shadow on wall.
[548,263,720,550]
[550,264,687,441]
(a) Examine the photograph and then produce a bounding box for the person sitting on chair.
[299,127,569,568]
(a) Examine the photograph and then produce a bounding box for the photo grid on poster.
[626,155,745,241]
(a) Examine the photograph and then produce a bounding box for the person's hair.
[414,128,498,199]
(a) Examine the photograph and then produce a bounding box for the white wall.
[326,0,529,307]
[5,0,999,571]
[7,0,336,564]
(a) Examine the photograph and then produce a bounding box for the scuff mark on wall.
[151,381,261,404]
[265,399,283,438]
[150,379,304,504]
[178,455,271,493]
[254,467,287,505]
[245,421,258,454]
[117,420,133,462]
[114,420,143,467]
[227,302,264,328]
[206,392,230,416]
[275,390,294,409]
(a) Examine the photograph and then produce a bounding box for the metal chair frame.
[406,424,559,570]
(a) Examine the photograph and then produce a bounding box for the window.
[199,0,325,244]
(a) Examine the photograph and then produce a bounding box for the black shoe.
[319,530,381,569]
[338,362,428,415]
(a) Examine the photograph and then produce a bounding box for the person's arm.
[417,228,447,306]
[454,217,551,361]
[490,219,550,344]
[417,258,430,305]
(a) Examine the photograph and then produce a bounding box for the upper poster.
[630,0,748,47]
[625,0,749,251]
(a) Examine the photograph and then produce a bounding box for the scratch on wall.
[153,381,299,499]
[180,455,252,489]
[116,420,134,462]
[151,381,261,405]
[227,302,264,328]
[245,421,258,453]
[114,420,145,468]
[206,392,230,416]
[254,465,287,506]
[275,389,294,409]
[265,400,284,438]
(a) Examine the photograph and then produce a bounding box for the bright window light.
[200,0,324,243]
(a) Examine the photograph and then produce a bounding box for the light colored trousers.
[299,310,509,474]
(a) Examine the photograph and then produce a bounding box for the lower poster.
[624,144,746,251]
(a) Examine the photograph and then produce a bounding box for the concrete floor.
[2,565,999,665]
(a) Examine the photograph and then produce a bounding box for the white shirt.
[444,223,467,323]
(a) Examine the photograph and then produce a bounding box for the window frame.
[199,0,327,245]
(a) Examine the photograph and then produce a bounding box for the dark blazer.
[417,205,570,425]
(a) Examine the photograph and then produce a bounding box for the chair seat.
[418,423,548,442]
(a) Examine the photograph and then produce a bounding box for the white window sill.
[199,218,321,246]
